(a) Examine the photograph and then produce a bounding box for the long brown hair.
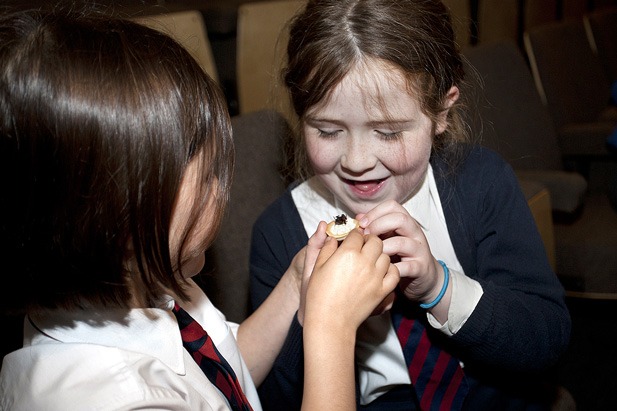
[0,9,233,311]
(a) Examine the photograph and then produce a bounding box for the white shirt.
[292,165,483,404]
[0,279,262,411]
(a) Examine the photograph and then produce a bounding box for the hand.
[302,229,399,331]
[357,200,444,306]
[296,221,328,325]
[287,246,307,296]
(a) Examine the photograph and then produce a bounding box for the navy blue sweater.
[249,145,571,410]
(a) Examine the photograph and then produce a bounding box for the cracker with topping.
[326,214,359,240]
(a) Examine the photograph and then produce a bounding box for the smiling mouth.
[343,177,387,195]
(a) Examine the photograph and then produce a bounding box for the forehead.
[314,58,423,119]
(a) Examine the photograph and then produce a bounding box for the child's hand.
[357,200,446,308]
[287,246,307,297]
[302,229,399,331]
[297,221,329,325]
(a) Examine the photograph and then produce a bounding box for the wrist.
[303,312,357,344]
[419,260,449,309]
[281,269,301,305]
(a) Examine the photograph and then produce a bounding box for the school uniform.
[0,279,261,411]
[249,145,570,410]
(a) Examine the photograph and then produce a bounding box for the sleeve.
[248,192,308,411]
[440,148,571,373]
[426,267,484,335]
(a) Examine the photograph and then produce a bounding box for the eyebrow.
[365,119,414,128]
[306,116,414,128]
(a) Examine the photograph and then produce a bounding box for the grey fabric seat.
[199,109,291,322]
[462,40,588,215]
[462,40,617,298]
[523,19,617,167]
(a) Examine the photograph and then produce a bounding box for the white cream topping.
[329,219,357,235]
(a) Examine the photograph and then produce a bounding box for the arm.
[245,193,308,410]
[301,225,399,411]
[438,148,571,371]
[236,246,304,385]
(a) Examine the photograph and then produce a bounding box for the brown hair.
[0,9,233,312]
[283,0,468,181]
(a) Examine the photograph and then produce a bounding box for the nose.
[340,135,377,173]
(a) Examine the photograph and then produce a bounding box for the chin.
[343,202,374,217]
[346,192,394,212]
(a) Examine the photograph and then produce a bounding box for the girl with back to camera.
[0,8,398,411]
[249,0,572,409]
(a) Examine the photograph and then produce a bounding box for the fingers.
[371,290,396,316]
[364,210,416,239]
[315,230,399,306]
[383,261,400,292]
[313,235,338,271]
[308,221,328,249]
[373,240,390,271]
[329,230,394,280]
[339,229,383,261]
[357,202,435,285]
[357,200,403,231]
[335,227,364,249]
[304,221,329,279]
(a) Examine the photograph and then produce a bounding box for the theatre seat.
[462,40,617,299]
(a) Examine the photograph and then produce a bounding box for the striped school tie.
[172,303,253,411]
[391,298,469,411]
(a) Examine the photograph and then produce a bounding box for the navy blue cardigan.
[249,145,571,410]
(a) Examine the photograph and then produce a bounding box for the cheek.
[177,210,214,278]
[306,138,339,174]
[180,253,206,279]
[380,137,431,175]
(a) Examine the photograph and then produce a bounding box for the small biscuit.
[326,214,359,240]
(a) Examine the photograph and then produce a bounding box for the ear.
[435,86,459,135]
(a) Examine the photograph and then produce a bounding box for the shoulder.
[251,182,307,256]
[0,344,214,410]
[253,184,299,230]
[433,144,511,176]
[432,144,516,194]
[431,144,525,239]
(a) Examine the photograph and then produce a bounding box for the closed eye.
[376,130,404,140]
[317,129,342,138]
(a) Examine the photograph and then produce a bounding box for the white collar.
[292,165,439,235]
[26,300,186,375]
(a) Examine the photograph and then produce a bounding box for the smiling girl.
[249,1,571,410]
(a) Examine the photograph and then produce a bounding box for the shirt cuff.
[426,268,483,335]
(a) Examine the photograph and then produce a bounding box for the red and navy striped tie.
[391,302,469,411]
[172,303,253,411]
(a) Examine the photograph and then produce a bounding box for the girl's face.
[302,60,456,215]
[170,155,217,279]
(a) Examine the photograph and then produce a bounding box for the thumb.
[311,236,338,274]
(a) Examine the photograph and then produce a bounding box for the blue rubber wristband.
[419,260,449,309]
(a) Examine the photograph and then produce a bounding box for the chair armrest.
[558,121,617,157]
[516,170,587,214]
